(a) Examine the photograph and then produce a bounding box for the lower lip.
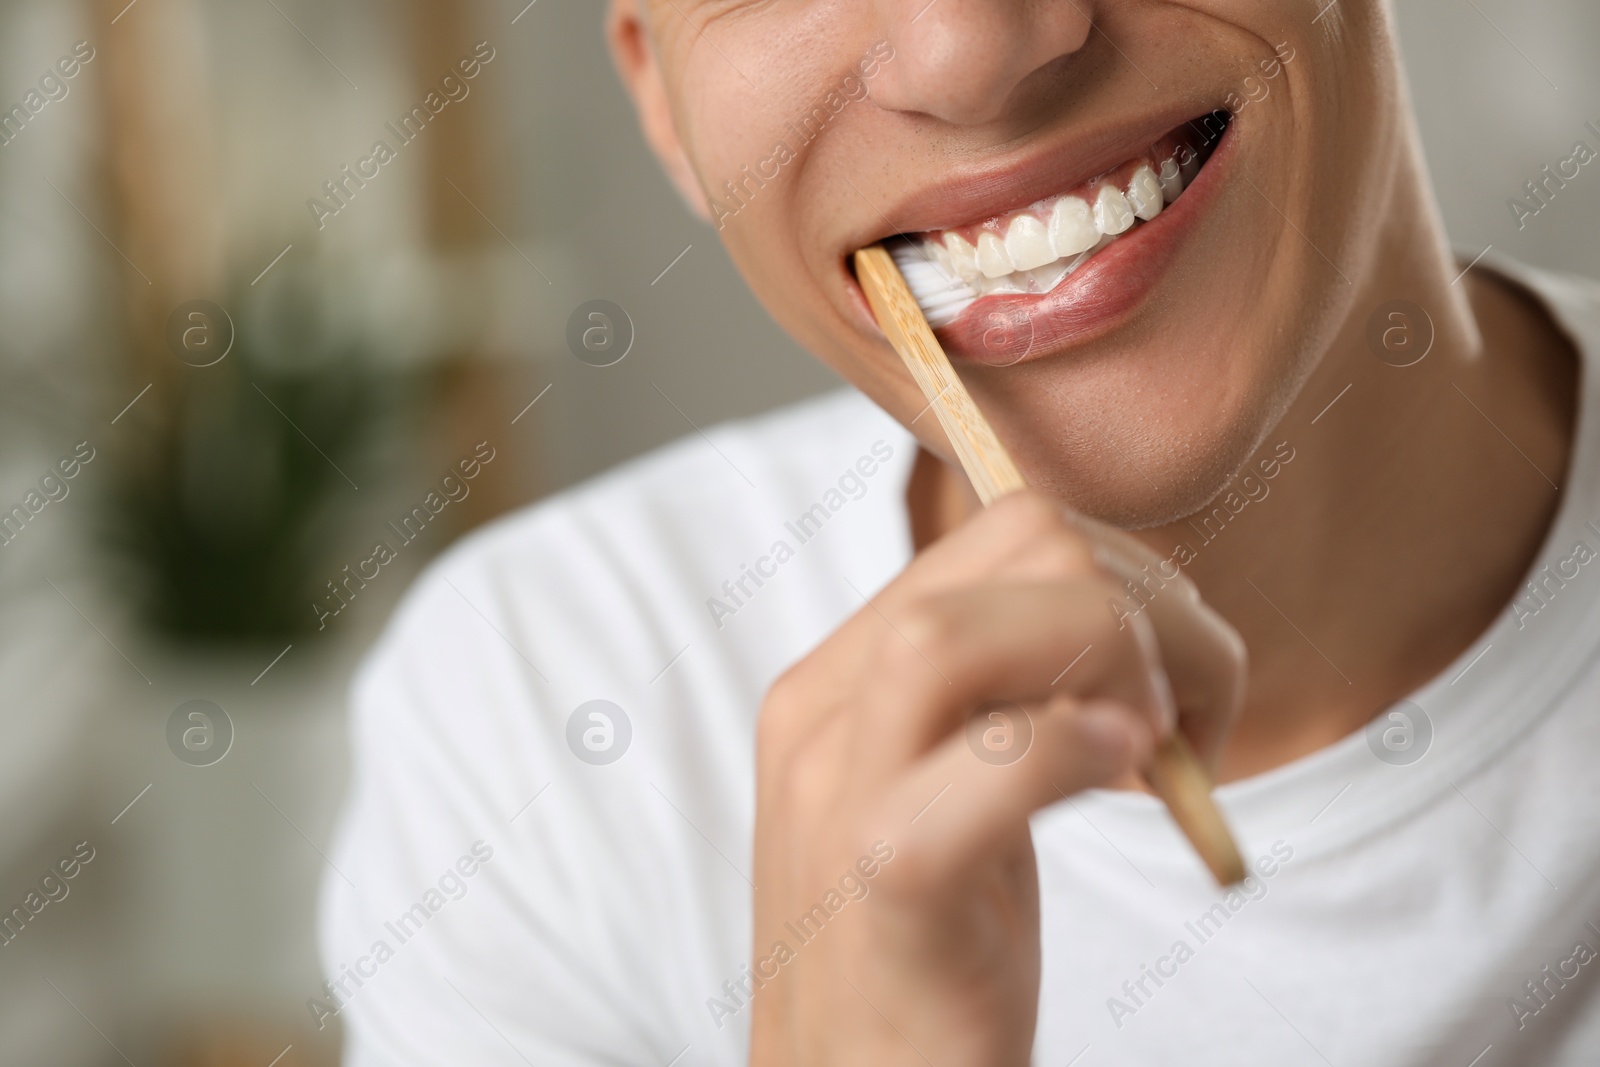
[929,123,1237,367]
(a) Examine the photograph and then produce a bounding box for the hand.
[746,490,1245,1066]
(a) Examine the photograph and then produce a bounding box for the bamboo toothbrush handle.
[854,244,1246,886]
[854,248,1027,504]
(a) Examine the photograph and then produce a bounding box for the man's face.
[619,1,1400,527]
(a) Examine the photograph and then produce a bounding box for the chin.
[986,373,1283,531]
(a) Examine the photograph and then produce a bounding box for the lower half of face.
[669,1,1396,527]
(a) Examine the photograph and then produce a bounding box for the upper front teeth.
[939,155,1191,285]
[1004,214,1055,273]
[977,232,1011,278]
[1157,159,1183,204]
[1093,184,1136,235]
[892,147,1200,327]
[1126,164,1163,220]
[1049,196,1097,257]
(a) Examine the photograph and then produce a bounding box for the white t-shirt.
[320,259,1600,1067]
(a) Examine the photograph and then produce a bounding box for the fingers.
[869,696,1152,890]
[761,491,1101,751]
[1085,540,1247,764]
[765,487,1245,802]
[846,577,1172,779]
[935,492,1246,764]
[761,494,1084,720]
[892,489,1101,598]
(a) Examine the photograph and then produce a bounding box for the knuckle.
[762,662,808,719]
[764,713,844,820]
[758,672,800,732]
[1212,615,1249,707]
[995,488,1070,540]
[1027,536,1098,578]
[1083,573,1137,627]
[1163,565,1202,603]
[892,597,965,670]
[757,667,814,766]
[1210,608,1248,666]
[992,492,1098,575]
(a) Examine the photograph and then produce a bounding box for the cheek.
[656,10,900,371]
[669,10,865,214]
[969,201,1325,525]
[670,26,784,184]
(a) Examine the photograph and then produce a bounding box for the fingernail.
[1092,544,1140,585]
[1126,613,1178,737]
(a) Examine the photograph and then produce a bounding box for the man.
[321,1,1600,1063]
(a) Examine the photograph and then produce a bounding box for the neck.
[909,135,1579,782]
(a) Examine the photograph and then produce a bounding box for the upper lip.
[844,102,1222,251]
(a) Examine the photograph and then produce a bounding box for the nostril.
[872,57,1029,126]
[871,2,1092,126]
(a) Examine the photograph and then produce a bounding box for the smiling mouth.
[884,112,1232,329]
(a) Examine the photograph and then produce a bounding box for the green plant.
[103,274,417,645]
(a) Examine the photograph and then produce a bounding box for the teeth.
[976,231,1013,278]
[1158,158,1183,203]
[943,233,980,282]
[1179,148,1200,187]
[1126,165,1163,221]
[893,145,1203,326]
[1049,196,1097,258]
[889,242,976,328]
[1004,215,1055,272]
[1093,184,1135,235]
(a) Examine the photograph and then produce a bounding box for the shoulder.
[365,386,912,691]
[336,384,917,848]
[319,388,914,1062]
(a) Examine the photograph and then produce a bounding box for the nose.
[867,0,1094,126]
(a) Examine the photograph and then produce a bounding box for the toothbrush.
[854,243,1246,886]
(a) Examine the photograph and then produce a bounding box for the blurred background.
[0,0,1595,1062]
